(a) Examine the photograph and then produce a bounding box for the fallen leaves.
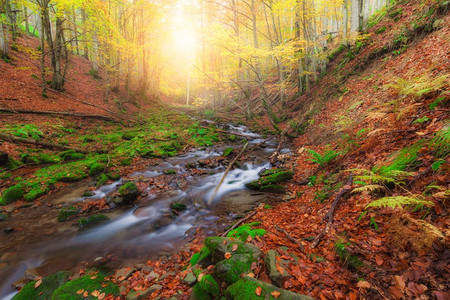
[255,286,262,296]
[34,279,42,288]
[224,252,232,259]
[271,291,281,298]
[356,281,371,289]
[231,244,238,252]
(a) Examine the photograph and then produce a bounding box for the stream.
[0,124,289,299]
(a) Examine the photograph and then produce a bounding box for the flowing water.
[0,125,287,299]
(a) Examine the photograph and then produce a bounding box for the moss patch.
[246,169,293,193]
[60,150,85,161]
[78,214,109,229]
[191,274,220,300]
[12,271,71,300]
[0,184,25,205]
[227,222,266,242]
[214,253,255,284]
[58,206,80,222]
[190,247,212,266]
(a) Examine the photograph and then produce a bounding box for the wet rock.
[57,206,80,222]
[12,271,71,300]
[78,214,109,229]
[115,267,136,282]
[204,237,261,263]
[145,271,160,282]
[160,271,176,281]
[264,249,292,287]
[183,270,197,286]
[170,202,187,211]
[83,190,95,197]
[246,168,294,193]
[152,213,175,230]
[118,182,139,204]
[214,253,256,284]
[225,276,313,300]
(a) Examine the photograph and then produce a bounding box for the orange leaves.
[255,286,262,296]
[231,244,238,252]
[34,279,42,288]
[271,291,281,298]
[224,252,232,259]
[275,262,285,275]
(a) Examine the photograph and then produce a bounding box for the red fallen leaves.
[255,286,262,296]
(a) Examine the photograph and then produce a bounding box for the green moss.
[192,275,220,300]
[60,150,85,161]
[51,271,119,300]
[58,206,80,222]
[106,172,121,181]
[214,254,255,284]
[227,222,266,242]
[24,185,48,201]
[225,277,276,300]
[246,170,293,193]
[170,202,187,211]
[96,174,109,187]
[0,184,25,205]
[78,214,109,229]
[222,147,233,157]
[190,247,212,266]
[20,153,41,164]
[163,169,177,175]
[88,162,105,176]
[118,182,139,203]
[335,242,363,270]
[375,25,387,34]
[12,271,71,300]
[122,132,138,140]
[120,158,132,166]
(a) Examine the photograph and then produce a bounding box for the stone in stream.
[204,237,261,263]
[118,182,139,204]
[246,168,294,193]
[225,276,313,300]
[12,271,71,300]
[115,267,136,282]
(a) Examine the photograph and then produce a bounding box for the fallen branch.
[0,133,89,153]
[207,142,249,206]
[311,175,353,248]
[0,108,117,122]
[221,211,257,237]
[275,225,304,252]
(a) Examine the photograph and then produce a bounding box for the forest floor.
[1,0,449,299]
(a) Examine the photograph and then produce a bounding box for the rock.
[12,271,71,300]
[264,250,292,287]
[183,270,197,286]
[163,169,177,175]
[190,247,212,266]
[126,284,162,300]
[78,214,109,229]
[119,182,139,204]
[159,271,175,281]
[190,275,220,300]
[96,174,109,187]
[225,276,313,300]
[145,271,160,282]
[0,151,9,166]
[141,266,153,275]
[152,212,175,229]
[246,169,294,193]
[115,267,136,282]
[204,237,261,263]
[57,206,80,222]
[214,253,256,284]
[170,202,187,211]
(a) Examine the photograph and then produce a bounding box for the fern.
[306,149,340,166]
[429,125,449,158]
[366,196,433,209]
[351,184,385,194]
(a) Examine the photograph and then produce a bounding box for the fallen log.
[221,211,257,237]
[311,175,353,248]
[0,108,117,122]
[207,142,249,206]
[0,133,89,153]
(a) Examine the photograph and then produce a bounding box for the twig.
[311,175,353,248]
[275,225,304,252]
[207,142,249,205]
[221,211,257,237]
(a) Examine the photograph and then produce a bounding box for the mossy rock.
[214,253,256,284]
[204,237,261,263]
[107,172,121,181]
[245,182,285,193]
[122,132,138,140]
[163,169,177,175]
[6,157,21,169]
[246,169,293,193]
[96,174,109,187]
[225,276,313,300]
[24,185,49,201]
[0,184,25,205]
[60,150,85,161]
[88,162,105,176]
[20,153,41,164]
[51,271,119,299]
[12,271,71,300]
[190,274,220,300]
[58,172,88,183]
[227,222,266,242]
[170,202,187,211]
[222,147,234,157]
[58,206,80,222]
[37,153,61,164]
[190,247,212,266]
[78,214,109,229]
[264,250,291,287]
[118,182,139,204]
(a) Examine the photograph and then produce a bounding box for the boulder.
[264,250,292,287]
[246,169,294,193]
[204,237,261,263]
[190,275,220,300]
[214,253,256,284]
[118,182,139,204]
[225,276,313,300]
[12,271,71,300]
[183,270,197,286]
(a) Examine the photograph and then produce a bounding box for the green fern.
[429,125,449,158]
[351,184,385,194]
[366,196,433,209]
[306,149,340,166]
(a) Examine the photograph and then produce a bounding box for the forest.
[0,0,448,299]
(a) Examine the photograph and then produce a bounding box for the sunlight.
[173,28,198,54]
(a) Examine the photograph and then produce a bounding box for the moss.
[120,158,132,166]
[214,253,255,284]
[191,275,220,300]
[12,271,71,300]
[58,206,80,222]
[225,277,275,300]
[335,242,363,270]
[78,214,109,229]
[170,202,187,211]
[228,134,237,141]
[388,8,403,19]
[204,237,261,262]
[222,147,233,157]
[60,150,85,161]
[88,162,105,176]
[190,247,212,266]
[227,223,266,242]
[0,184,25,205]
[118,182,139,203]
[163,169,177,175]
[375,25,387,34]
[122,132,138,140]
[24,185,48,201]
[96,174,109,187]
[106,172,121,181]
[51,271,119,299]
[246,170,293,193]
[20,153,41,164]
[37,153,61,164]
[6,157,20,169]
